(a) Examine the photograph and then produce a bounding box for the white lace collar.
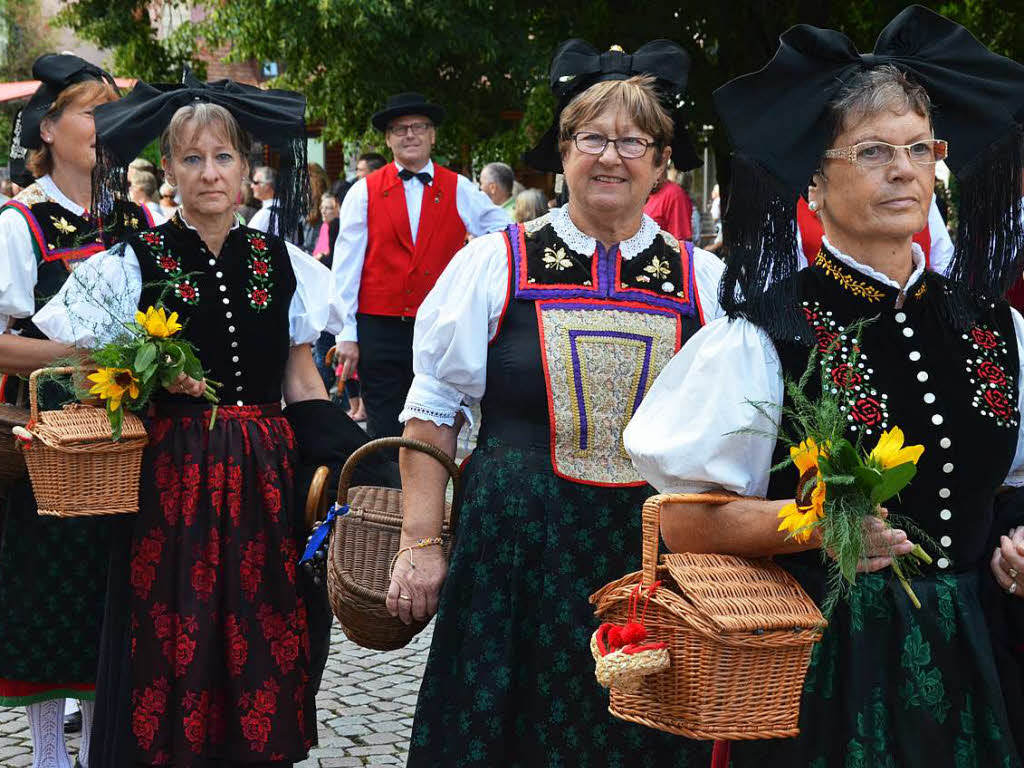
[822,235,926,293]
[38,175,85,217]
[550,204,660,260]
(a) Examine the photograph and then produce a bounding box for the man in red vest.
[331,92,511,440]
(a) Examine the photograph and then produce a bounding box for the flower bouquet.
[749,320,937,613]
[85,305,220,439]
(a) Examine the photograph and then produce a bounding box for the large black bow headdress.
[19,53,118,152]
[713,5,1024,339]
[93,70,309,238]
[524,39,700,173]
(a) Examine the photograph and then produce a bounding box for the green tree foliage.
[0,0,54,164]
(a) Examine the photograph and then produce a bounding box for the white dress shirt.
[623,238,1024,495]
[247,198,280,236]
[397,206,727,428]
[329,160,512,341]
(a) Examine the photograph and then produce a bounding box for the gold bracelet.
[389,537,444,577]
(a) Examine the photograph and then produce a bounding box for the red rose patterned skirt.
[90,402,316,767]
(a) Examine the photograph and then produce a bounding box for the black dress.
[88,215,317,766]
[0,183,153,705]
[729,247,1024,766]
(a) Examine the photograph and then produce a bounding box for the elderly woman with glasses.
[388,40,725,767]
[626,9,1024,766]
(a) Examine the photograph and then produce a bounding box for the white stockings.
[25,699,72,768]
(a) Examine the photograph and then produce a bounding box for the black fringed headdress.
[92,69,309,239]
[524,39,701,174]
[713,4,1024,340]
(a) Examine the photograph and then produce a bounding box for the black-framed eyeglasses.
[571,132,656,159]
[388,121,433,137]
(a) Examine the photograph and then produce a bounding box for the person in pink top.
[644,167,693,241]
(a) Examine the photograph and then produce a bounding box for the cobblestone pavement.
[0,622,432,767]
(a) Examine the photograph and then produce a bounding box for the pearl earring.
[808,201,819,212]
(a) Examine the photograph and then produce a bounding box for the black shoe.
[64,708,82,733]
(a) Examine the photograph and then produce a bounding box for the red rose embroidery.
[175,634,197,676]
[252,260,270,276]
[158,255,179,272]
[250,236,267,252]
[253,688,277,714]
[814,326,838,351]
[971,326,999,349]
[142,232,162,245]
[183,709,207,753]
[830,363,862,389]
[226,614,248,677]
[139,685,167,715]
[138,537,163,564]
[132,710,159,750]
[153,612,177,640]
[150,417,174,445]
[241,710,272,751]
[257,604,287,640]
[180,462,201,525]
[270,632,300,673]
[984,388,1014,419]
[977,361,1007,387]
[250,288,269,306]
[802,307,819,322]
[153,454,179,491]
[261,479,281,521]
[131,560,157,599]
[851,397,883,426]
[190,561,216,601]
[176,282,198,301]
[207,462,226,515]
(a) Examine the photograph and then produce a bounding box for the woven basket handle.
[641,492,743,584]
[28,366,86,423]
[335,436,462,531]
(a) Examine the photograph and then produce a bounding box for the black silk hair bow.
[19,53,118,150]
[524,39,700,173]
[712,5,1024,339]
[92,70,309,239]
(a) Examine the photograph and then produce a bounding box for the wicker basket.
[0,401,30,497]
[321,436,460,651]
[590,493,826,741]
[20,366,148,517]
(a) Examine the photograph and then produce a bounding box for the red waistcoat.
[360,163,468,317]
[796,197,931,268]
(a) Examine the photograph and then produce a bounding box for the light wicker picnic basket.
[19,366,148,516]
[590,493,826,741]
[312,436,460,651]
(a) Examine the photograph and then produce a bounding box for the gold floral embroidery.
[643,255,671,280]
[914,282,927,300]
[542,245,573,271]
[815,251,885,303]
[50,215,77,234]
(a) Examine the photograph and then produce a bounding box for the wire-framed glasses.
[823,139,949,167]
[388,122,433,137]
[572,132,655,159]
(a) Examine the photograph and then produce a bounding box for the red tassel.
[620,622,647,645]
[607,626,624,648]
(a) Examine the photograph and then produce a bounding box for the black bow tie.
[398,168,432,185]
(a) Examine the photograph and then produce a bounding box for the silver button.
[235,371,242,377]
[235,385,243,392]
[937,558,950,569]
[236,399,244,406]
[225,312,233,319]
[219,285,227,292]
[932,414,943,426]
[231,341,238,348]
[940,437,951,449]
[208,258,216,266]
[222,297,230,305]
[942,462,954,473]
[228,325,236,333]
[923,393,935,404]
[232,355,239,363]
[940,509,952,521]
[909,351,921,362]
[940,535,952,547]
[902,327,914,338]
[917,371,929,382]
[895,312,907,323]
[939,488,951,498]
[215,271,223,278]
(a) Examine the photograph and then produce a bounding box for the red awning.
[0,78,137,103]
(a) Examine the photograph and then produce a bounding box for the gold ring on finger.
[1010,568,1019,579]
[1009,581,1018,595]
[398,594,412,601]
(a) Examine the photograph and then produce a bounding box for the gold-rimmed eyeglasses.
[388,122,433,137]
[571,132,656,159]
[823,139,948,167]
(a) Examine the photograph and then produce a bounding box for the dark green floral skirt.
[406,439,711,768]
[730,566,1022,767]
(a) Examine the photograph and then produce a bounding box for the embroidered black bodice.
[128,215,296,406]
[478,215,704,486]
[767,247,1020,575]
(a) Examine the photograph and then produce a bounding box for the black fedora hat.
[371,92,445,132]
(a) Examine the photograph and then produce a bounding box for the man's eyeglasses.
[388,122,433,137]
[823,139,949,168]
[571,132,656,159]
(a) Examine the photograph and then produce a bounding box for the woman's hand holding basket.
[386,536,447,625]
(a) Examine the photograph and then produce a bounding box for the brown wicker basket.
[590,493,826,741]
[322,436,460,651]
[20,366,148,517]
[0,401,30,497]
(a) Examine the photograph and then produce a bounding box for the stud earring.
[808,201,819,212]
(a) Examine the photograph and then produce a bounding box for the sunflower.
[868,426,924,470]
[135,306,182,338]
[778,437,828,543]
[87,367,140,411]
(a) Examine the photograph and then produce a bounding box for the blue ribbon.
[299,502,349,563]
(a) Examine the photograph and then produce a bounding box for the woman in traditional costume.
[35,73,338,767]
[0,53,156,768]
[388,40,724,767]
[625,8,1024,766]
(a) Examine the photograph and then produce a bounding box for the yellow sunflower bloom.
[87,367,140,411]
[868,426,924,470]
[135,306,182,338]
[778,438,828,543]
